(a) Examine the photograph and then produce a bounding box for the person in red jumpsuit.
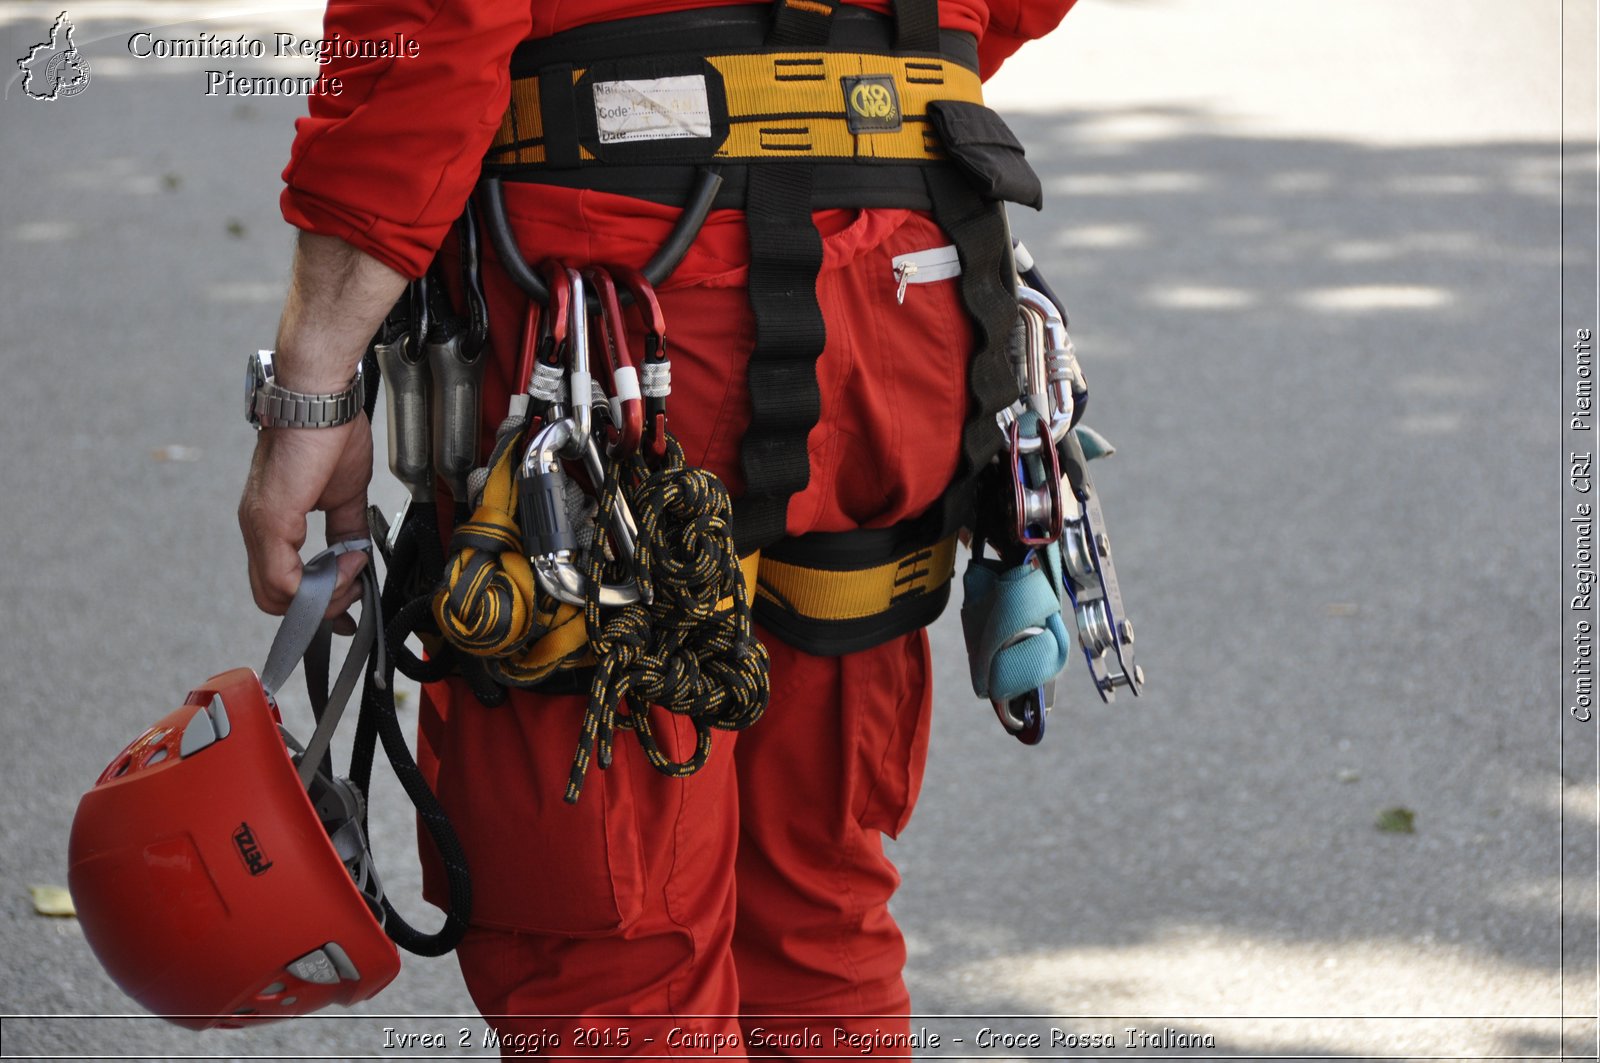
[238,0,1076,1054]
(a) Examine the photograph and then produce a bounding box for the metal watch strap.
[253,361,364,429]
[255,384,361,429]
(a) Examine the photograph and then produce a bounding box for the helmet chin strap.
[253,535,469,955]
[258,540,379,790]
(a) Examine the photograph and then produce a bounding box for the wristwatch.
[245,349,364,429]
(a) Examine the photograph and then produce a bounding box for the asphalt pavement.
[1,1,1596,1060]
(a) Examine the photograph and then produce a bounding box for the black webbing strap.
[769,0,938,50]
[349,503,474,957]
[734,0,945,553]
[736,164,827,551]
[768,0,839,45]
[538,64,582,170]
[894,0,940,51]
[741,159,1013,649]
[923,163,1019,537]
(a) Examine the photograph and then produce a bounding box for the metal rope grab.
[477,168,726,307]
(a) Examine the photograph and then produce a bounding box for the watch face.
[245,350,274,426]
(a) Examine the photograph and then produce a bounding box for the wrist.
[268,330,368,394]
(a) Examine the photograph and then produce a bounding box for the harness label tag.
[593,76,712,144]
[842,75,902,133]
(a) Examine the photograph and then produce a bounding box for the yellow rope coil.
[432,417,592,686]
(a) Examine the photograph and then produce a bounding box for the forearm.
[238,231,396,616]
[272,232,409,392]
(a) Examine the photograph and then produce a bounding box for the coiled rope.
[429,413,768,803]
[432,415,591,688]
[568,434,769,803]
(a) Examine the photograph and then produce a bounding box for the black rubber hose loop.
[477,168,724,309]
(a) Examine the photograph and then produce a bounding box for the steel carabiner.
[1016,285,1087,444]
[518,416,646,609]
[562,269,594,444]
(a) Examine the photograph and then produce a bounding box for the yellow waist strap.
[488,49,982,168]
[756,534,956,622]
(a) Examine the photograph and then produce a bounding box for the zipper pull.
[894,261,918,305]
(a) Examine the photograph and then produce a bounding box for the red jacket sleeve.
[978,0,1077,78]
[280,0,531,278]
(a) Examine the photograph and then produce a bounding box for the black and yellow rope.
[430,413,767,803]
[567,434,769,804]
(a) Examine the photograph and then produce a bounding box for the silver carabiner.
[563,269,593,443]
[518,416,647,609]
[1015,285,1086,445]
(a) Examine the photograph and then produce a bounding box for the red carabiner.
[582,267,644,458]
[536,260,571,370]
[513,300,540,399]
[515,262,573,429]
[611,266,669,460]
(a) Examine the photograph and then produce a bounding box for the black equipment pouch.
[927,100,1044,209]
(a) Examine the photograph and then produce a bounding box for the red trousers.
[418,182,972,1057]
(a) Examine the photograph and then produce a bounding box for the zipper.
[891,244,962,304]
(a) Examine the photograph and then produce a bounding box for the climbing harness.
[478,0,1036,561]
[469,0,1051,667]
[68,542,473,1027]
[372,0,1144,785]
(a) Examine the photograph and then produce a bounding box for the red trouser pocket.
[420,681,648,935]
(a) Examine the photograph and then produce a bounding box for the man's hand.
[239,416,374,618]
[239,232,409,619]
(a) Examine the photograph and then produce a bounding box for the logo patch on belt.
[842,75,901,133]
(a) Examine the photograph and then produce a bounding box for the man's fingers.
[325,549,370,621]
[238,416,373,618]
[323,490,371,548]
[249,541,305,615]
[240,506,308,616]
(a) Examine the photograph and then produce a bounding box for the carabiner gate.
[517,416,646,609]
[582,267,645,459]
[611,266,670,461]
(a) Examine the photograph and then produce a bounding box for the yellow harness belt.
[487,49,983,169]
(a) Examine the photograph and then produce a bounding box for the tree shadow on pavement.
[900,104,1589,1061]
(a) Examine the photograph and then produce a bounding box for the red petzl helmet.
[68,544,400,1028]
